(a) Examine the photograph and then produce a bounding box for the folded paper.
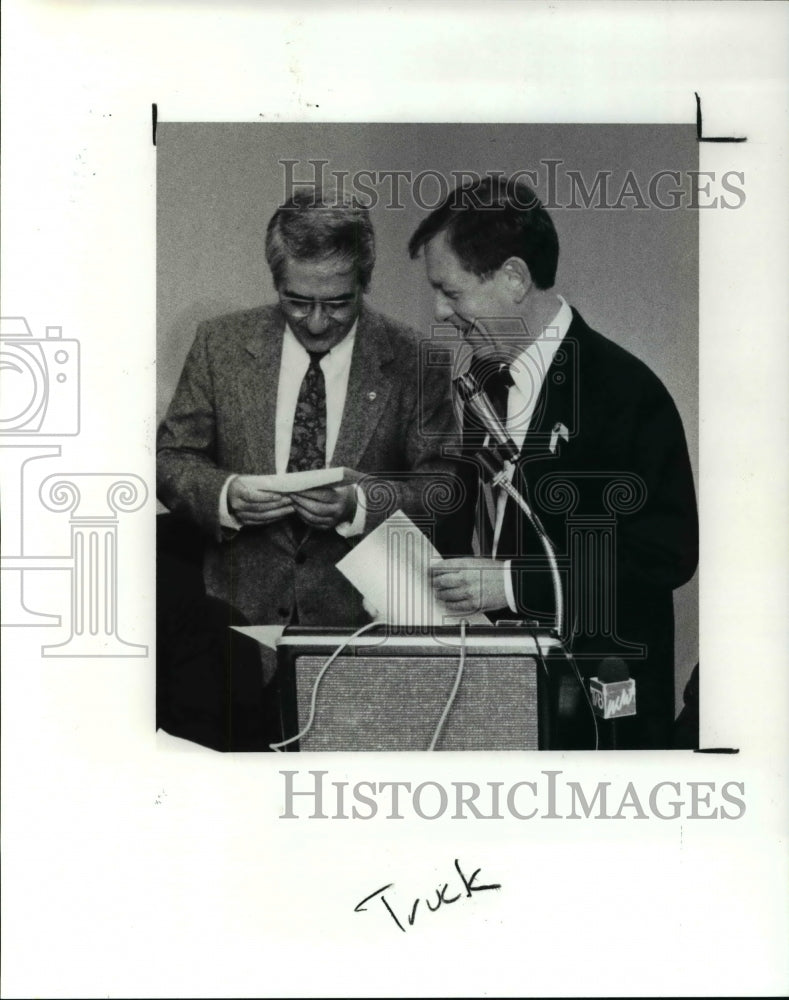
[336,510,489,627]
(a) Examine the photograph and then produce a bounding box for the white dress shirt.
[219,321,366,536]
[491,296,573,611]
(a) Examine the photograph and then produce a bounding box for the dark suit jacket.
[452,308,698,748]
[156,303,463,629]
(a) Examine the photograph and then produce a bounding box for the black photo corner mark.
[695,92,747,143]
[149,94,743,148]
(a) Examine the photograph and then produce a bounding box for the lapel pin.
[368,391,377,401]
[549,422,569,454]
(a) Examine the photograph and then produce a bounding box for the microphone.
[589,657,636,719]
[455,371,519,461]
[456,368,565,636]
[589,657,636,749]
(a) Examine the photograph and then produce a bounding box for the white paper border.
[2,2,787,997]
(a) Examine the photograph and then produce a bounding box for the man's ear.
[500,257,532,303]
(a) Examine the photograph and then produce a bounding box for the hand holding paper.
[227,476,295,525]
[229,467,359,528]
[336,511,489,627]
[430,557,509,615]
[243,466,357,494]
[291,484,357,529]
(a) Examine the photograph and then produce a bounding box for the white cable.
[269,620,380,752]
[494,473,564,636]
[427,619,468,751]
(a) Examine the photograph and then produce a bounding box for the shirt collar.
[509,295,572,395]
[282,319,358,366]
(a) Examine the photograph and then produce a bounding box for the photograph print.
[155,122,700,754]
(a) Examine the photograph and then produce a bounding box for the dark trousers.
[156,514,278,752]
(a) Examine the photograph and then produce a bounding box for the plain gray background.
[157,122,698,710]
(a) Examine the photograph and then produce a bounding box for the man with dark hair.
[412,176,560,288]
[157,187,462,748]
[409,175,698,749]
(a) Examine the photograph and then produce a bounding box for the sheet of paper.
[245,466,354,493]
[337,511,489,627]
[230,624,285,650]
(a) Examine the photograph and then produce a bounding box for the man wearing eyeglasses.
[157,187,463,652]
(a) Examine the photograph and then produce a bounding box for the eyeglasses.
[279,292,359,318]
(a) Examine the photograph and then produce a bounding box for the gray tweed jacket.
[156,303,464,627]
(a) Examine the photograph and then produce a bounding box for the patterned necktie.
[287,350,329,472]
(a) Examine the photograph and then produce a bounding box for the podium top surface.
[276,624,562,657]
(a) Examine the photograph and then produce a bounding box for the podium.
[270,625,590,751]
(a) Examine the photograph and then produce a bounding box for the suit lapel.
[235,307,285,473]
[522,311,585,462]
[498,313,585,555]
[331,305,395,469]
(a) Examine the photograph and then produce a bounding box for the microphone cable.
[427,618,468,751]
[269,620,381,752]
[526,623,551,681]
[557,641,599,751]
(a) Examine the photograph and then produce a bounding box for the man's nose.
[433,291,454,323]
[305,303,330,334]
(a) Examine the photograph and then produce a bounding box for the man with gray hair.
[157,188,463,746]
